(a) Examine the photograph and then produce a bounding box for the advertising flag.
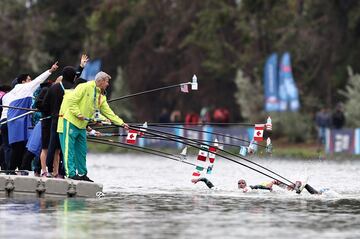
[264,53,280,112]
[279,52,300,111]
[80,59,101,81]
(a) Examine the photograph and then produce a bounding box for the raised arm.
[192,178,214,189]
[26,61,58,92]
[76,54,89,78]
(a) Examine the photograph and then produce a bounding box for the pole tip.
[191,74,198,90]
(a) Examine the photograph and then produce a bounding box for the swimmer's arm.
[192,178,214,189]
[250,185,272,191]
[304,184,321,194]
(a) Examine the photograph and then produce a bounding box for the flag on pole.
[126,130,138,144]
[192,165,205,177]
[195,166,204,171]
[206,146,217,174]
[197,148,208,161]
[192,145,208,178]
[180,84,189,93]
[253,124,264,142]
[208,147,216,164]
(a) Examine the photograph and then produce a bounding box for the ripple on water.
[1,154,360,239]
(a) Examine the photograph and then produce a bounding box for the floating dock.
[0,174,103,198]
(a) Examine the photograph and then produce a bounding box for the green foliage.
[110,66,134,121]
[183,0,237,77]
[1,0,360,125]
[270,112,312,143]
[340,67,360,127]
[234,69,264,122]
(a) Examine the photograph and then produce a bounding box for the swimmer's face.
[238,179,246,189]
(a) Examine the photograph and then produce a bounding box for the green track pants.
[61,119,87,177]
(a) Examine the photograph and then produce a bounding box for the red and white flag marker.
[126,130,138,144]
[253,124,264,142]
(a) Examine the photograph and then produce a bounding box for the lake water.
[1,153,360,239]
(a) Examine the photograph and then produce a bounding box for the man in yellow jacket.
[62,71,128,181]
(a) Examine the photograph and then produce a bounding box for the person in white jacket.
[1,62,58,172]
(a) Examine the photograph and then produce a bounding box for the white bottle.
[266,116,272,131]
[191,74,198,90]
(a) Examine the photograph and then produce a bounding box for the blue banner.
[264,53,280,112]
[279,53,300,111]
[80,59,101,81]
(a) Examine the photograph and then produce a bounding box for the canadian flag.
[126,130,138,144]
[253,124,264,142]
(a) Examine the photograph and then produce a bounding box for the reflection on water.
[1,154,360,239]
[1,194,360,239]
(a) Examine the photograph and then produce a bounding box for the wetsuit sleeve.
[197,178,214,189]
[250,185,271,191]
[99,97,124,126]
[304,184,320,194]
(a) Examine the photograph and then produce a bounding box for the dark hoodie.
[34,81,54,116]
[43,66,83,120]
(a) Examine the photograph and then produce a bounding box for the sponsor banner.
[326,128,354,154]
[264,53,280,112]
[279,52,300,111]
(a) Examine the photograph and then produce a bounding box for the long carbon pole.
[108,82,192,103]
[87,137,196,167]
[126,125,294,187]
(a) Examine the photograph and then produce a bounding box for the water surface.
[1,154,360,238]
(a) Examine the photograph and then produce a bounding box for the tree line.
[1,0,359,125]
